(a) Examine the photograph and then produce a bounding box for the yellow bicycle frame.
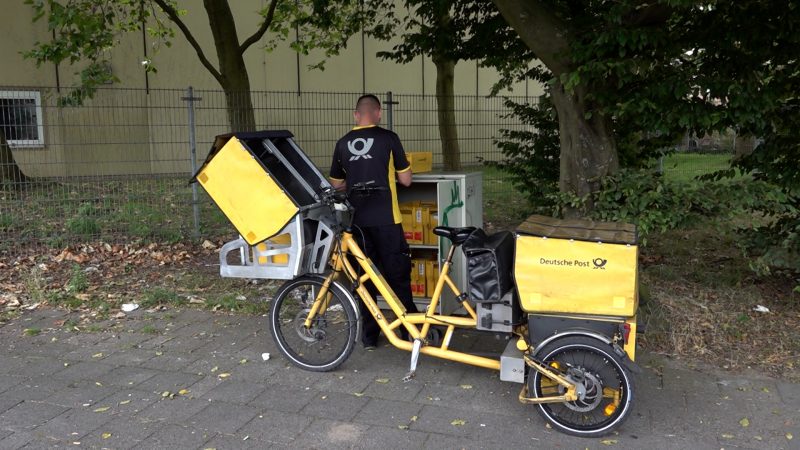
[300,230,591,403]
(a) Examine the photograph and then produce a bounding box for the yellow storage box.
[407,152,433,173]
[194,135,299,245]
[514,215,638,317]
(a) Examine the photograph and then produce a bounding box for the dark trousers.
[352,223,417,345]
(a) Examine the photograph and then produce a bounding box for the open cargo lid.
[516,214,637,245]
[190,130,332,245]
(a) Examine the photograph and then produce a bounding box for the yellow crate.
[195,136,298,245]
[514,235,638,316]
[425,259,439,298]
[407,152,432,173]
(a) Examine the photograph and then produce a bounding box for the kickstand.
[403,338,422,383]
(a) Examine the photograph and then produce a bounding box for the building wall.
[0,0,543,177]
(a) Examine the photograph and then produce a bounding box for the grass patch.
[660,153,732,183]
[23,327,41,336]
[140,324,159,334]
[139,288,186,308]
[66,264,89,294]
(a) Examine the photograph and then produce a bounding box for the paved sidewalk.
[0,307,797,449]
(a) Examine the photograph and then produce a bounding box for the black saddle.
[433,226,476,246]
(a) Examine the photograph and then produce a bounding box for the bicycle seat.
[433,226,476,246]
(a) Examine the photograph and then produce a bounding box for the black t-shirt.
[330,125,411,227]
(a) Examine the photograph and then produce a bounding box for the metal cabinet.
[388,172,483,315]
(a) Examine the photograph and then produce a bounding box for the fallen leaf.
[739,418,750,427]
[601,439,618,445]
[211,366,219,373]
[93,407,110,413]
[410,415,418,422]
[178,389,190,395]
[398,425,409,430]
[721,433,734,439]
[218,373,231,379]
[787,433,793,440]
[101,432,112,439]
[451,419,466,426]
[155,351,163,356]
[239,359,248,364]
[353,392,365,397]
[375,378,390,384]
[95,382,102,386]
[459,384,473,390]
[92,352,104,358]
[119,400,131,405]
[761,387,770,393]
[162,391,171,398]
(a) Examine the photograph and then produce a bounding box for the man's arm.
[396,169,412,187]
[330,143,347,191]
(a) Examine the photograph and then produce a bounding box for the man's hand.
[330,179,346,191]
[397,170,412,187]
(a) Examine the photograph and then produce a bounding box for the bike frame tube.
[320,231,501,371]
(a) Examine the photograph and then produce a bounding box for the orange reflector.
[604,403,617,416]
[549,361,561,370]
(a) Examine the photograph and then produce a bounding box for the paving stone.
[0,402,68,432]
[352,398,422,428]
[134,371,202,395]
[248,384,319,413]
[88,388,161,416]
[94,365,161,388]
[201,432,270,449]
[285,418,370,449]
[201,380,266,404]
[0,431,34,450]
[75,415,161,450]
[139,351,199,371]
[49,361,116,384]
[299,391,370,422]
[30,406,115,442]
[95,347,157,366]
[186,401,260,434]
[136,423,215,449]
[234,410,313,445]
[39,385,116,409]
[136,397,212,425]
[357,425,429,449]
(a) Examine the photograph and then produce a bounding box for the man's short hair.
[356,94,381,111]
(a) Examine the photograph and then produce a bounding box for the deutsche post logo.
[592,258,607,269]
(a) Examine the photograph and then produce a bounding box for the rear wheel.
[529,336,634,437]
[269,275,359,372]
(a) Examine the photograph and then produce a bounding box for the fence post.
[385,91,399,131]
[182,86,202,238]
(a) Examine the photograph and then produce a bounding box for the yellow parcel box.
[514,215,638,317]
[407,152,433,173]
[194,136,298,245]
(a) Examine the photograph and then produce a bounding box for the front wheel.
[529,336,634,437]
[269,275,359,372]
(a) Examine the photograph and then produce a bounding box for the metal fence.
[0,85,740,255]
[0,86,538,254]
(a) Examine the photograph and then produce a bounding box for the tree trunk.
[493,0,619,214]
[550,81,618,214]
[434,57,461,171]
[0,128,28,188]
[203,0,256,132]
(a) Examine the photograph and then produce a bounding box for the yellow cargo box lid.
[516,214,637,245]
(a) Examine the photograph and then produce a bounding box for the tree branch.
[491,0,572,75]
[239,0,279,54]
[152,0,224,85]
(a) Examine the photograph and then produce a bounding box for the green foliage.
[66,264,89,294]
[555,168,786,246]
[65,202,99,236]
[139,288,185,308]
[487,97,560,211]
[23,0,383,102]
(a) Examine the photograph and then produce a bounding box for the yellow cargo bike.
[192,131,641,437]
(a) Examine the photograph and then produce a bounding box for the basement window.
[0,90,44,147]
